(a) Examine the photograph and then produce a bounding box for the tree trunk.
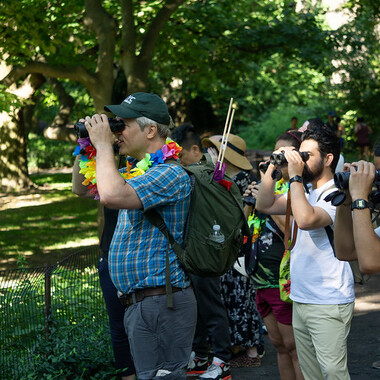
[0,111,32,190]
[0,72,45,190]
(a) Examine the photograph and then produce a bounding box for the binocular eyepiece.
[259,161,270,173]
[270,151,309,166]
[334,169,380,190]
[74,118,125,139]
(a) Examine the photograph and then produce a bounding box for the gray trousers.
[124,287,197,380]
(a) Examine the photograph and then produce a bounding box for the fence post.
[44,264,52,339]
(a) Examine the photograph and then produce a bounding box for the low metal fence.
[0,246,111,379]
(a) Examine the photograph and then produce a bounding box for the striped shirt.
[108,163,191,294]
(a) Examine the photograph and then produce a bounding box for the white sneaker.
[187,351,209,376]
[199,361,231,380]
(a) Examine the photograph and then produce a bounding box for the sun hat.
[202,134,253,170]
[104,92,170,125]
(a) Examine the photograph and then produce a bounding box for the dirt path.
[232,274,380,379]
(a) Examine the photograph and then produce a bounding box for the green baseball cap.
[104,92,170,125]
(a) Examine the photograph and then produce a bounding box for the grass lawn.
[0,171,99,270]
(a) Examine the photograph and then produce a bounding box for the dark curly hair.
[302,118,341,172]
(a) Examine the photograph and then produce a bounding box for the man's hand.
[348,160,375,201]
[244,181,261,198]
[84,114,116,150]
[280,147,304,179]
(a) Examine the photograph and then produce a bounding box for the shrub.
[28,133,75,171]
[15,318,117,380]
[1,253,117,379]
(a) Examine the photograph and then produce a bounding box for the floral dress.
[220,171,261,347]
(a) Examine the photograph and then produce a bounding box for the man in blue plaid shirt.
[83,93,197,380]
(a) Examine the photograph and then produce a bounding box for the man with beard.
[256,123,355,380]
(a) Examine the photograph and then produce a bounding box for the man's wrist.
[93,142,114,152]
[351,195,369,203]
[289,175,303,185]
[351,198,370,211]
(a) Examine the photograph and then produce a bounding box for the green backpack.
[145,154,250,278]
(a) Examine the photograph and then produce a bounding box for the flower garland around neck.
[248,178,289,243]
[73,137,182,200]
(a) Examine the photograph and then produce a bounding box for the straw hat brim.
[202,135,253,171]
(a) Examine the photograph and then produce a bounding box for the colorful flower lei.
[247,178,289,243]
[73,137,182,200]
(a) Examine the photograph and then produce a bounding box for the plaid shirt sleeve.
[127,164,191,211]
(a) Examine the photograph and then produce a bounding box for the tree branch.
[139,0,187,65]
[84,0,116,82]
[0,62,96,89]
[44,78,76,140]
[120,0,136,58]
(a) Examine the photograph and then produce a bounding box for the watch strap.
[289,175,303,185]
[351,199,369,211]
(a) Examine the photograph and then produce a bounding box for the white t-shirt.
[289,179,355,304]
[376,226,380,237]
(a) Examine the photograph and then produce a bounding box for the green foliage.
[154,0,333,129]
[35,81,95,126]
[0,84,24,113]
[1,0,379,176]
[22,321,116,379]
[332,0,380,136]
[1,264,116,379]
[0,0,93,69]
[239,100,331,150]
[27,133,75,170]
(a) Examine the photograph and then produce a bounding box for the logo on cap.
[123,95,136,104]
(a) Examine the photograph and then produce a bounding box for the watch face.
[352,199,368,210]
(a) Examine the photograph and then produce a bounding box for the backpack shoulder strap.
[144,209,184,256]
[316,184,336,251]
[284,190,298,251]
[324,225,335,254]
[144,209,185,308]
[317,183,336,203]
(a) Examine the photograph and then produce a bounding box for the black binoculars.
[325,168,380,206]
[243,181,261,208]
[259,161,270,173]
[74,118,125,138]
[270,151,309,166]
[334,169,380,190]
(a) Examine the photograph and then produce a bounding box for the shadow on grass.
[0,178,99,270]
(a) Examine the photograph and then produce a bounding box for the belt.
[119,286,184,307]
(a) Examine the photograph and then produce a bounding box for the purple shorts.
[255,288,292,325]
